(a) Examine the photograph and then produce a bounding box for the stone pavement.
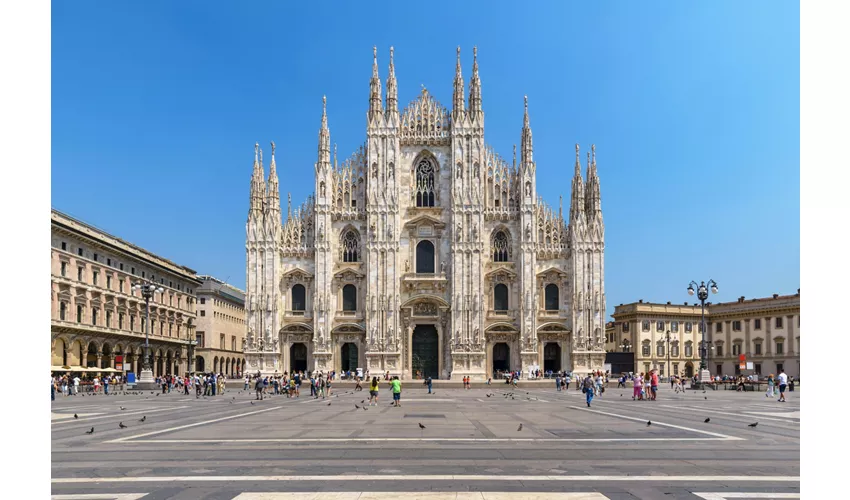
[50,384,800,499]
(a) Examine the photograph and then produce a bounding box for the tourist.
[765,374,775,398]
[560,376,567,391]
[317,375,325,399]
[595,373,604,397]
[789,375,795,392]
[244,374,250,391]
[582,374,595,407]
[93,376,100,394]
[633,372,643,400]
[425,375,433,394]
[486,377,491,385]
[294,372,301,397]
[254,376,264,400]
[354,376,362,392]
[777,369,788,402]
[650,369,659,401]
[555,375,561,391]
[369,376,380,406]
[391,375,402,407]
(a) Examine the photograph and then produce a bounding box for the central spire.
[468,46,482,116]
[369,46,383,121]
[317,96,331,167]
[520,96,533,166]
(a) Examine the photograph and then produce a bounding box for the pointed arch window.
[416,240,435,274]
[291,284,306,312]
[492,230,510,262]
[415,157,436,207]
[341,230,360,262]
[494,284,509,312]
[545,284,559,311]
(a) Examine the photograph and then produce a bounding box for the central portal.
[341,342,358,373]
[493,342,510,374]
[290,343,307,373]
[412,325,438,379]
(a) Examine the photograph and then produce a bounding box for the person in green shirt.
[390,376,402,407]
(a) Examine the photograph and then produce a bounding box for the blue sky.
[52,1,800,317]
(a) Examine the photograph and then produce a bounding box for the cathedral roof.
[400,88,451,145]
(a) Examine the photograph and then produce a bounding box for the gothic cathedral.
[244,47,606,380]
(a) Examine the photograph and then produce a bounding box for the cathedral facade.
[244,47,606,380]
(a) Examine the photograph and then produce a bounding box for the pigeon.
[647,421,652,427]
[327,402,332,406]
[251,401,255,405]
[139,416,146,422]
[418,423,426,429]
[517,424,523,431]
[704,418,711,423]
[355,404,361,409]
[73,414,78,419]
[85,427,94,434]
[120,406,126,410]
[119,422,127,429]
[361,400,365,404]
[486,394,491,398]
[705,397,708,400]
[748,422,758,428]
[363,407,368,411]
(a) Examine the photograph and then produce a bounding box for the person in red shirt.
[650,369,659,400]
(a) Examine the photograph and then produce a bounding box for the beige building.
[193,275,246,376]
[610,290,800,378]
[51,209,201,377]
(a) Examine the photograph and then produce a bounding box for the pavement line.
[113,437,739,444]
[669,406,801,424]
[103,405,283,443]
[52,407,185,426]
[51,475,801,483]
[51,495,149,500]
[231,494,609,499]
[568,406,744,441]
[693,493,800,500]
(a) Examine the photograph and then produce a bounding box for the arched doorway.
[341,343,358,373]
[101,344,113,369]
[493,342,510,374]
[213,356,219,374]
[52,338,67,366]
[86,343,98,368]
[196,356,205,373]
[412,325,438,379]
[544,342,561,372]
[290,343,308,373]
[685,362,694,378]
[165,351,173,375]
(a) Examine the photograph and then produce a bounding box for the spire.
[452,46,465,117]
[386,46,398,115]
[520,96,533,168]
[512,144,517,169]
[468,46,482,116]
[369,46,383,121]
[317,96,330,167]
[266,141,280,220]
[333,143,338,169]
[287,192,292,218]
[569,144,585,222]
[559,195,563,218]
[586,144,602,219]
[249,142,266,220]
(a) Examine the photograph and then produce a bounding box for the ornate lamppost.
[132,280,164,388]
[186,328,197,376]
[687,279,718,382]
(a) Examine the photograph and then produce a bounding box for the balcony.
[487,309,517,321]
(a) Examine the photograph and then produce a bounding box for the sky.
[51,1,800,318]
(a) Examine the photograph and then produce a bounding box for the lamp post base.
[699,368,712,383]
[134,368,158,390]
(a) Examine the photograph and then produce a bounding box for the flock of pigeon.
[74,387,762,436]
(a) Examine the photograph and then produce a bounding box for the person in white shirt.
[777,369,788,402]
[72,376,80,395]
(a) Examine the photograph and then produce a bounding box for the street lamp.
[619,341,631,353]
[132,280,164,387]
[665,330,672,383]
[687,279,718,382]
[186,330,197,376]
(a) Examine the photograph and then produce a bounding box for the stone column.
[765,316,772,356]
[96,352,103,370]
[109,354,116,369]
[786,315,795,354]
[744,319,751,356]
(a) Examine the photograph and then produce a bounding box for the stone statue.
[456,223,463,242]
[525,222,531,239]
[387,223,393,239]
[405,259,410,272]
[318,224,324,242]
[472,223,478,240]
[258,337,264,350]
[440,260,446,273]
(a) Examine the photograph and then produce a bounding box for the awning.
[50,365,70,372]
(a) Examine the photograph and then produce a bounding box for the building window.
[77,267,84,281]
[76,305,83,322]
[716,322,722,333]
[200,298,205,305]
[220,334,225,349]
[119,280,124,293]
[492,230,510,262]
[160,322,164,335]
[120,263,124,271]
[416,240,435,273]
[142,271,145,278]
[200,310,205,317]
[91,307,98,325]
[776,342,784,355]
[685,343,693,357]
[671,343,679,357]
[494,284,509,311]
[61,262,67,277]
[671,321,679,333]
[657,344,665,357]
[673,363,679,375]
[61,241,67,251]
[717,364,724,375]
[131,266,135,275]
[106,310,112,328]
[130,315,135,331]
[168,323,172,337]
[716,344,723,357]
[59,302,66,320]
[292,284,306,311]
[545,284,559,311]
[232,336,236,351]
[755,343,762,355]
[656,321,664,332]
[732,320,741,331]
[642,343,651,356]
[642,320,650,332]
[92,271,99,286]
[732,344,741,356]
[119,313,124,330]
[755,363,762,374]
[776,363,783,373]
[341,229,361,262]
[622,322,630,333]
[685,322,692,333]
[93,253,98,262]
[78,248,83,256]
[659,364,665,376]
[775,317,783,329]
[106,275,112,289]
[196,333,205,348]
[342,284,357,311]
[414,156,436,207]
[107,258,111,266]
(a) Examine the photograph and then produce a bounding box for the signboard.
[739,362,746,370]
[127,372,136,384]
[115,363,123,371]
[738,354,746,362]
[746,362,754,370]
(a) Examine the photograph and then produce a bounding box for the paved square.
[51,384,800,499]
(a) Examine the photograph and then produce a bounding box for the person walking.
[425,375,433,394]
[777,369,788,402]
[326,375,333,397]
[650,369,659,401]
[555,375,561,392]
[254,376,264,400]
[633,372,644,400]
[765,374,775,398]
[354,376,362,392]
[582,374,595,407]
[244,374,250,391]
[369,376,380,406]
[391,376,402,407]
